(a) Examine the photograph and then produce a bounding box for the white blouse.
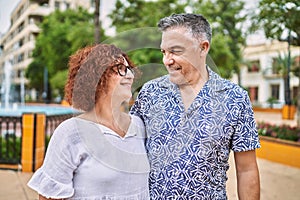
[28,115,150,200]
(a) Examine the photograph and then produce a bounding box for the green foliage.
[26,59,44,92]
[251,0,300,46]
[50,70,68,98]
[193,0,246,78]
[0,135,21,163]
[26,8,97,100]
[109,0,247,81]
[266,97,278,108]
[208,33,235,78]
[110,0,187,32]
[108,0,186,87]
[257,122,300,142]
[272,53,297,76]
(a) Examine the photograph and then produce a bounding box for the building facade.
[232,40,300,108]
[1,1,299,108]
[0,0,94,103]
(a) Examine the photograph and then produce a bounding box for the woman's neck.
[93,100,130,137]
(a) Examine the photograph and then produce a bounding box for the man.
[130,13,260,199]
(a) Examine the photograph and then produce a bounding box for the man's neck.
[179,67,209,111]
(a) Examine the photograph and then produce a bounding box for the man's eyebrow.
[160,45,185,50]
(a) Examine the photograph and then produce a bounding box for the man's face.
[160,27,205,86]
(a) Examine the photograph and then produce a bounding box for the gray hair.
[157,13,212,43]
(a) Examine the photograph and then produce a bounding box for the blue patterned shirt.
[130,68,260,199]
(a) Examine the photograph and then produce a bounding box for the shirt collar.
[157,65,231,93]
[206,66,231,93]
[97,121,137,139]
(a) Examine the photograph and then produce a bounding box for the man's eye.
[170,49,183,54]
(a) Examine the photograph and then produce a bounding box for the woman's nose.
[125,68,135,78]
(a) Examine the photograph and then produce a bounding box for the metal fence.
[0,113,75,168]
[0,116,22,165]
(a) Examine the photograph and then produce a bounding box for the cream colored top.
[28,115,150,200]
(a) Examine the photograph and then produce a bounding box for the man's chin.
[169,76,185,86]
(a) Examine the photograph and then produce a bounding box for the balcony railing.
[262,67,282,78]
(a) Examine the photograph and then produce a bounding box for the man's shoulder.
[142,75,171,89]
[209,69,246,95]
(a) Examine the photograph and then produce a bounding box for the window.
[19,38,24,47]
[55,1,60,9]
[248,87,259,102]
[18,22,24,33]
[248,60,260,72]
[90,0,95,7]
[271,84,280,99]
[17,53,24,63]
[17,69,22,78]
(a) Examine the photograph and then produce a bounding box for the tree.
[26,8,100,101]
[251,0,300,125]
[252,0,300,46]
[192,0,247,80]
[108,0,247,86]
[94,0,101,43]
[25,59,44,100]
[108,0,187,90]
[273,53,297,105]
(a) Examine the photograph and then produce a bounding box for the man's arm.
[234,150,260,200]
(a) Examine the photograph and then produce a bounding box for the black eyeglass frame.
[112,64,135,77]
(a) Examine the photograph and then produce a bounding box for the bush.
[0,135,21,163]
[257,122,300,142]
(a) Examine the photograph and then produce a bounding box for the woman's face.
[107,57,135,102]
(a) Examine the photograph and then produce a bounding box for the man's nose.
[163,53,175,65]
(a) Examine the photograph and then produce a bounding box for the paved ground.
[0,111,299,200]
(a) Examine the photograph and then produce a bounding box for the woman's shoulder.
[51,117,90,144]
[130,114,145,127]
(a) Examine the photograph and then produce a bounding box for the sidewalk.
[0,111,299,200]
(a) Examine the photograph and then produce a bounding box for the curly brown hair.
[64,44,136,112]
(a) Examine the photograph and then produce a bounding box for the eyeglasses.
[112,64,135,76]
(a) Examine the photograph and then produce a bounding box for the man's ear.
[200,40,210,51]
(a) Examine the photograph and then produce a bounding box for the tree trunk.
[94,0,100,43]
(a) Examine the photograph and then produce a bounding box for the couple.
[28,13,260,200]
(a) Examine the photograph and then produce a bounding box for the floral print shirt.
[130,67,260,199]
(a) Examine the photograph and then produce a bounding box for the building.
[0,0,94,103]
[232,39,300,108]
[1,0,300,108]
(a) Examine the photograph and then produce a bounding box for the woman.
[28,44,150,199]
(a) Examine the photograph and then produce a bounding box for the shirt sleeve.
[27,119,82,199]
[231,90,261,152]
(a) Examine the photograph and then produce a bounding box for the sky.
[0,0,264,44]
[0,0,116,35]
[0,0,20,34]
